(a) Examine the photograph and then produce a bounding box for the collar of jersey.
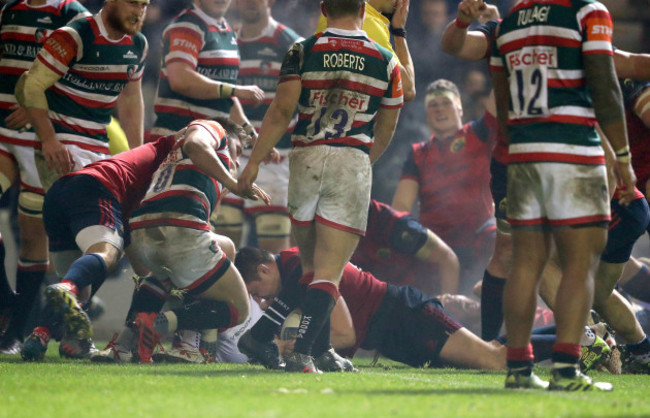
[323,27,368,39]
[96,12,129,43]
[192,5,228,30]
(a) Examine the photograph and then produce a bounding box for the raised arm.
[391,0,415,101]
[441,0,491,60]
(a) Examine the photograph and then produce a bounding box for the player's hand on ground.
[263,147,281,164]
[236,85,265,107]
[42,139,73,175]
[615,160,637,206]
[5,104,30,131]
[458,0,486,24]
[391,0,410,29]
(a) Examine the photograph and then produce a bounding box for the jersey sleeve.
[577,2,613,56]
[162,20,204,69]
[488,23,504,72]
[129,34,148,81]
[278,42,303,83]
[470,111,498,144]
[476,19,499,60]
[37,26,81,75]
[400,146,420,181]
[381,56,404,109]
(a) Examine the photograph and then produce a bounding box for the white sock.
[580,327,596,346]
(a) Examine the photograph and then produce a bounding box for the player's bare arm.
[116,79,145,149]
[238,78,301,191]
[166,61,264,104]
[391,178,418,213]
[614,49,650,81]
[391,0,415,101]
[15,59,71,175]
[585,53,636,205]
[182,125,270,204]
[441,0,489,60]
[369,106,400,163]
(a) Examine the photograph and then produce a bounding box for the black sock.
[173,299,237,331]
[311,318,332,358]
[293,282,338,356]
[5,259,48,339]
[250,297,293,342]
[0,237,15,309]
[481,270,506,341]
[63,253,107,290]
[126,276,168,324]
[622,265,650,303]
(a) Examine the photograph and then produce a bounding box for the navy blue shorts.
[601,197,650,264]
[490,158,508,220]
[388,214,429,256]
[43,174,124,252]
[362,285,462,368]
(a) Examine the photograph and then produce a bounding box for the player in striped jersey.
[126,119,269,363]
[211,0,303,254]
[491,0,635,391]
[316,0,416,102]
[236,0,403,373]
[14,0,149,191]
[0,0,90,354]
[150,0,264,138]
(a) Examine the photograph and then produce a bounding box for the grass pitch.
[1,346,648,418]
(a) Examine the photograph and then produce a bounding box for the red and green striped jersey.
[0,0,89,141]
[130,120,232,232]
[153,6,239,132]
[490,0,613,164]
[280,28,403,153]
[237,18,302,150]
[37,14,147,153]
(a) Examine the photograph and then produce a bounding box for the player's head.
[321,0,365,20]
[213,117,246,171]
[195,0,232,19]
[104,0,149,36]
[234,247,281,299]
[424,79,464,136]
[237,0,273,24]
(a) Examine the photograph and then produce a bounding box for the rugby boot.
[549,367,613,391]
[580,335,611,372]
[44,283,93,339]
[237,330,285,369]
[59,334,98,359]
[0,336,22,355]
[134,312,162,364]
[620,346,650,375]
[284,352,322,373]
[90,333,133,363]
[314,347,358,372]
[21,327,50,361]
[156,341,206,364]
[504,369,549,390]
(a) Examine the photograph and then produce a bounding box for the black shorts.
[601,197,650,264]
[43,174,125,252]
[490,158,508,221]
[362,285,462,368]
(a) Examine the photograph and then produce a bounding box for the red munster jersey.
[69,135,176,218]
[401,113,497,248]
[351,200,432,287]
[277,248,387,354]
[621,79,650,191]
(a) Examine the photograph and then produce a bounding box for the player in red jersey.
[392,78,497,294]
[351,199,459,295]
[19,133,177,361]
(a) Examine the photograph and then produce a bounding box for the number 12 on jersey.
[509,67,549,118]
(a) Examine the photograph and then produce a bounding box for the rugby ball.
[280,308,302,340]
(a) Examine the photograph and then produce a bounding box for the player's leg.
[0,151,18,351]
[619,257,650,303]
[211,200,245,248]
[439,327,506,370]
[411,227,460,295]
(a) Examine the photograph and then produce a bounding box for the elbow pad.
[15,61,61,110]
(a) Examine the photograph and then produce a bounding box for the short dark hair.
[425,79,461,98]
[234,246,275,284]
[322,0,365,19]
